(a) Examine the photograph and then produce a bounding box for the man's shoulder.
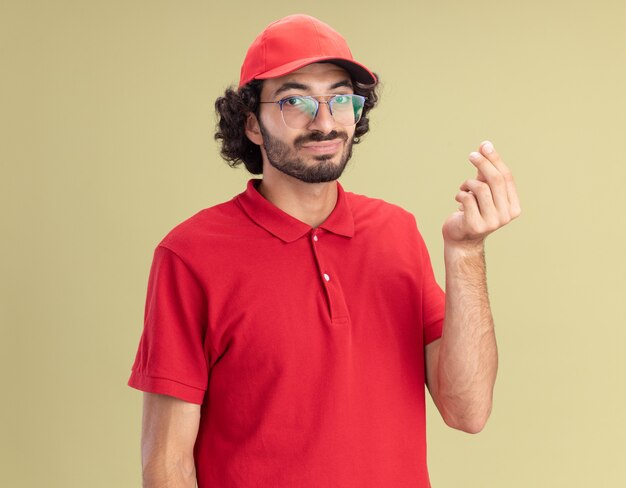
[343,189,431,257]
[344,188,416,226]
[156,196,245,256]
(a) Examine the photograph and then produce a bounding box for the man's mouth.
[300,140,343,154]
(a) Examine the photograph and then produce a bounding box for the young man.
[128,14,521,488]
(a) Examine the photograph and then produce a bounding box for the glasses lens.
[330,95,365,127]
[281,96,318,129]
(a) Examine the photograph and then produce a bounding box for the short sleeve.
[416,228,446,345]
[128,245,208,404]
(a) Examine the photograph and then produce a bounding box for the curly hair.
[214,73,380,175]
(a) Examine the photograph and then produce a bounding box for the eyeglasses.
[259,94,366,129]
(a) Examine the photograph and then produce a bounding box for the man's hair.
[214,74,380,175]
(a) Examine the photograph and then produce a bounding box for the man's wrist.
[442,240,487,283]
[443,239,485,261]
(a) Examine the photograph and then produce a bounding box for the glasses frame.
[259,94,367,129]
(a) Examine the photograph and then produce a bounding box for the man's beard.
[258,120,354,183]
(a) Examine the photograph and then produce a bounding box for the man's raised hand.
[442,141,521,250]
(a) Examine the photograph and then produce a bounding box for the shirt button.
[323,273,330,282]
[313,235,318,242]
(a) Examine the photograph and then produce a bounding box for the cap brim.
[241,56,377,87]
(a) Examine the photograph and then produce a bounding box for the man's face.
[253,63,357,183]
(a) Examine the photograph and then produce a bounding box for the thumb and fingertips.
[470,140,496,182]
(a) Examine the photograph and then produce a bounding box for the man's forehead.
[285,62,350,77]
[262,63,352,96]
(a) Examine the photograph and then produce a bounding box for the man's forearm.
[142,455,197,488]
[436,243,498,433]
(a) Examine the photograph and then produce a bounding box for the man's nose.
[308,101,336,133]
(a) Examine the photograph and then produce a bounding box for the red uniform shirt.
[129,179,446,487]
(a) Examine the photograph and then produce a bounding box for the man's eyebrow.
[272,79,354,98]
[273,82,310,97]
[329,79,353,90]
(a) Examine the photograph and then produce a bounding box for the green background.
[2,1,625,486]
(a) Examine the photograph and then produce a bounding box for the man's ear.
[245,112,263,146]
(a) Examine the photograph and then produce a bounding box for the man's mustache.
[295,130,349,148]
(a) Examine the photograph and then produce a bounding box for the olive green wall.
[1,1,624,486]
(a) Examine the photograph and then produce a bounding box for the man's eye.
[285,97,304,106]
[334,95,352,105]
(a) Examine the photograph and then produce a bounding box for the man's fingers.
[480,140,521,217]
[448,141,521,244]
[468,151,510,221]
[474,141,521,220]
[460,179,501,229]
[455,190,482,232]
[479,140,510,175]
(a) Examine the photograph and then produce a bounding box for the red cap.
[239,14,376,88]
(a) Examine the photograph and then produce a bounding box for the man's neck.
[257,170,338,228]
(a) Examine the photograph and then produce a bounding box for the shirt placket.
[310,229,350,325]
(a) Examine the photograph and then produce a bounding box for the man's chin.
[312,154,338,162]
[273,158,347,184]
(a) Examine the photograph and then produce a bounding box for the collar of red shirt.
[236,179,355,243]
